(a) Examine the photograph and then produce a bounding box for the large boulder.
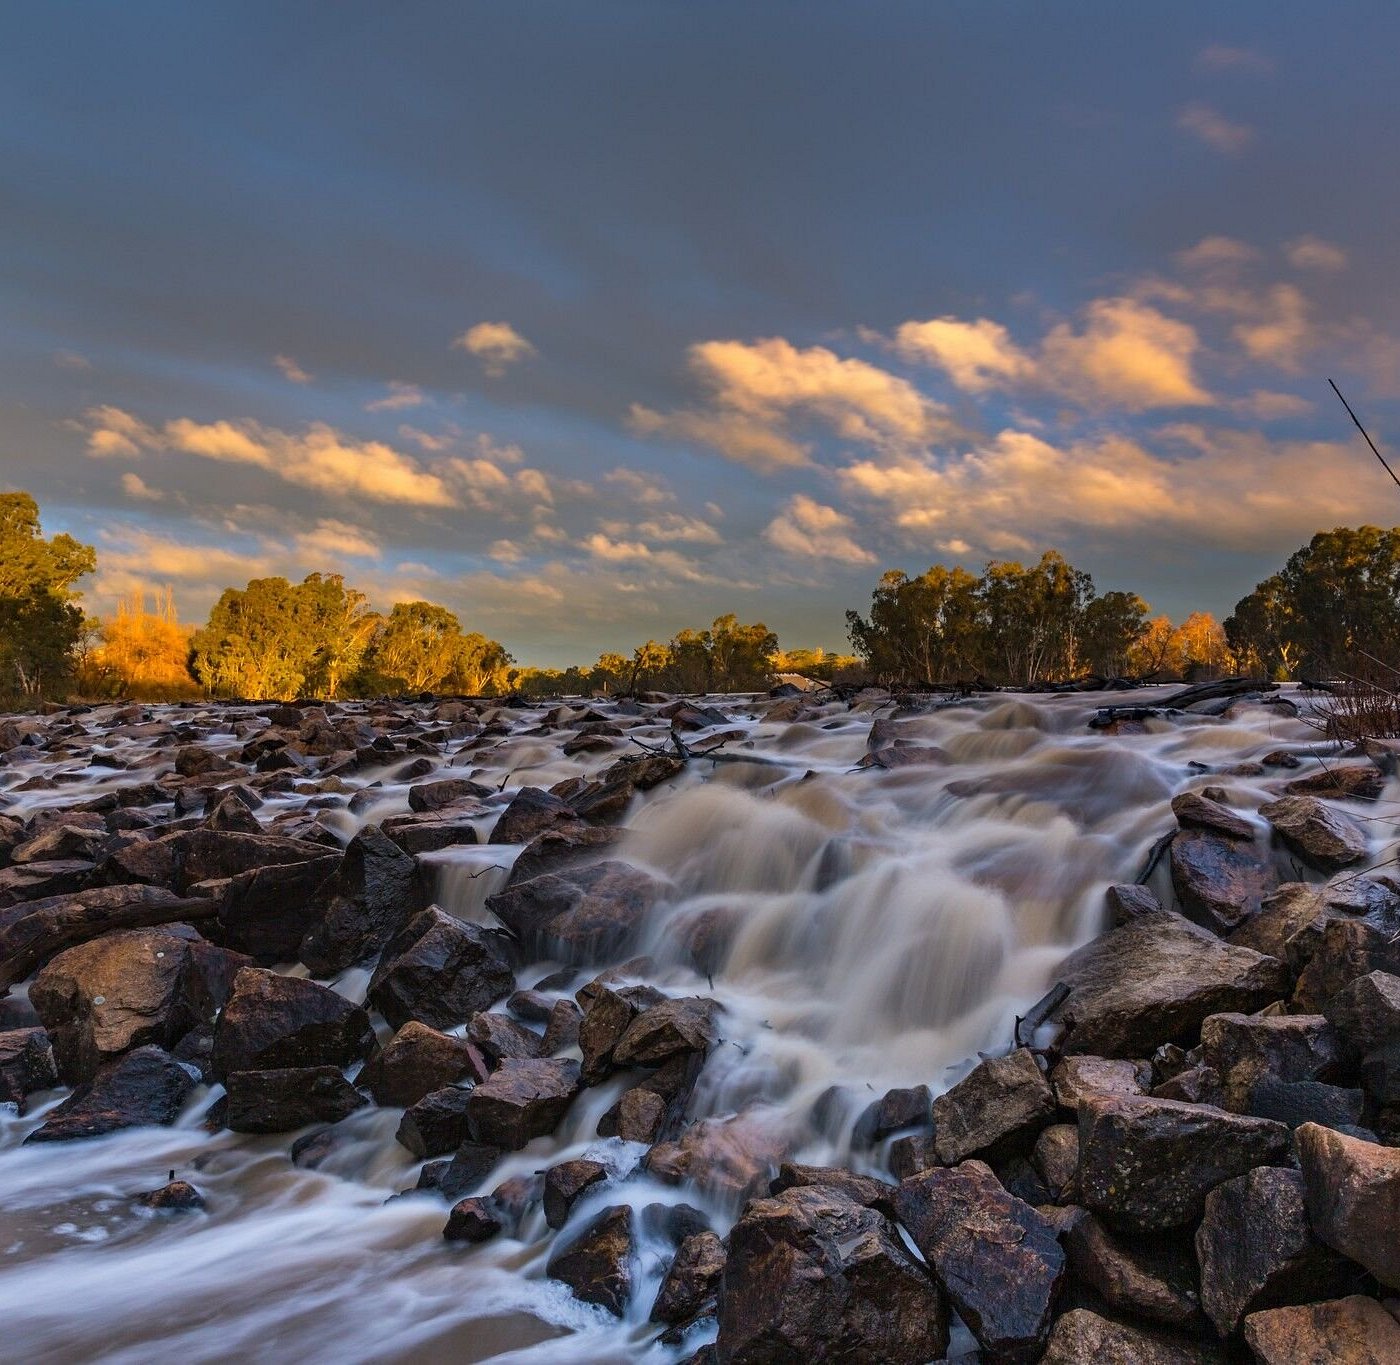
[466,1057,582,1150]
[1170,829,1278,934]
[932,1047,1055,1165]
[1291,900,1400,1012]
[613,996,720,1068]
[108,828,330,894]
[1042,1309,1223,1365]
[487,787,583,846]
[1077,1094,1291,1232]
[1244,1295,1400,1364]
[216,855,340,962]
[211,967,374,1080]
[503,824,623,889]
[1197,1011,1340,1113]
[366,907,514,1031]
[24,1045,196,1143]
[652,1229,725,1328]
[1063,1212,1203,1330]
[577,983,664,1083]
[1296,1122,1400,1289]
[1260,795,1368,872]
[895,1160,1062,1361]
[715,1183,947,1363]
[1323,970,1400,1057]
[358,1021,487,1107]
[225,1065,367,1133]
[546,1205,635,1315]
[1049,912,1287,1056]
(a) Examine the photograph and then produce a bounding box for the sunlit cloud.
[891,317,1034,393]
[365,381,427,412]
[53,350,92,371]
[628,403,811,471]
[119,471,164,502]
[1177,102,1254,154]
[763,494,875,564]
[1231,283,1311,370]
[454,321,537,376]
[293,519,381,560]
[1285,235,1348,272]
[274,354,313,385]
[1175,236,1260,274]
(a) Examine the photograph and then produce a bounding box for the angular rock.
[216,855,340,962]
[442,1196,505,1243]
[504,824,624,889]
[1229,881,1328,960]
[1170,828,1278,934]
[1171,790,1255,840]
[434,1140,504,1202]
[1043,1309,1223,1365]
[1324,969,1400,1057]
[540,997,581,1054]
[1033,1124,1080,1202]
[465,1011,542,1067]
[1244,1295,1400,1364]
[1261,794,1368,872]
[0,1025,58,1113]
[10,822,107,865]
[134,1179,205,1211]
[1248,1075,1365,1130]
[366,907,514,1031]
[0,860,95,909]
[852,1084,932,1144]
[769,1162,896,1210]
[546,1204,635,1315]
[717,1184,947,1363]
[1296,1122,1400,1289]
[1106,883,1165,924]
[1198,1011,1340,1112]
[225,1065,367,1133]
[895,1159,1062,1361]
[567,753,684,825]
[543,1158,608,1229]
[24,1045,195,1143]
[1051,1055,1151,1110]
[486,860,666,960]
[488,787,583,846]
[613,996,719,1068]
[652,1229,725,1326]
[577,983,664,1083]
[1077,1094,1291,1232]
[358,1021,486,1107]
[1285,763,1385,801]
[407,777,492,813]
[1292,907,1400,1012]
[211,967,374,1080]
[1065,1211,1202,1329]
[933,1047,1055,1164]
[396,1085,476,1157]
[466,1057,582,1149]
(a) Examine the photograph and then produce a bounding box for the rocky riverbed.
[2,684,1400,1362]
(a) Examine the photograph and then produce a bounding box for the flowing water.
[0,685,1357,1362]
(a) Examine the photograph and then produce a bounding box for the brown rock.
[24,1045,196,1143]
[1170,828,1278,934]
[769,1162,897,1210]
[1052,1055,1152,1110]
[652,1229,725,1326]
[466,1056,582,1150]
[933,1047,1055,1164]
[577,983,664,1083]
[0,1026,57,1113]
[1260,795,1368,871]
[225,1065,367,1133]
[488,787,584,845]
[613,996,720,1067]
[1066,1212,1202,1329]
[358,1021,486,1107]
[1198,1011,1340,1112]
[1033,1124,1080,1202]
[1285,763,1385,801]
[1244,1295,1400,1364]
[1171,790,1256,840]
[1043,1309,1223,1364]
[216,854,342,962]
[134,1179,205,1212]
[442,1195,505,1243]
[1106,883,1165,924]
[543,1158,608,1229]
[465,1011,543,1067]
[1324,969,1400,1057]
[396,1085,475,1157]
[546,1204,635,1315]
[1296,1122,1400,1289]
[646,1110,789,1204]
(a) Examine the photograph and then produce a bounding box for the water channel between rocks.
[0,684,1365,1362]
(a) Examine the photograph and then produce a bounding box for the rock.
[888,1133,939,1179]
[1170,829,1278,934]
[1285,763,1386,801]
[466,1057,582,1150]
[1033,1124,1080,1202]
[716,1184,948,1363]
[29,927,216,1083]
[895,1159,1062,1361]
[932,1047,1056,1164]
[546,1204,635,1315]
[1229,881,1329,960]
[298,825,426,975]
[407,778,492,813]
[358,1021,486,1107]
[465,1011,542,1067]
[1198,1011,1340,1112]
[1296,1122,1400,1289]
[134,1179,205,1211]
[540,997,581,1054]
[1244,1295,1400,1364]
[613,996,720,1067]
[225,1065,367,1133]
[396,1085,476,1157]
[216,855,340,962]
[1324,970,1400,1057]
[1248,1076,1366,1130]
[379,813,480,855]
[504,824,624,888]
[577,983,664,1083]
[1049,912,1287,1056]
[366,907,515,1031]
[1196,1165,1355,1338]
[211,967,374,1080]
[204,793,261,835]
[1292,906,1400,1012]
[605,1086,667,1142]
[1361,1038,1400,1104]
[10,822,107,865]
[1106,883,1165,924]
[543,1158,608,1229]
[1042,1309,1223,1365]
[1051,1055,1152,1110]
[0,1026,58,1112]
[109,829,330,894]
[652,1229,726,1326]
[1171,790,1255,840]
[1260,795,1368,871]
[442,1196,505,1243]
[434,1140,504,1202]
[1077,1094,1291,1232]
[1152,1064,1225,1106]
[852,1085,932,1143]
[486,861,666,960]
[769,1162,897,1210]
[0,859,94,909]
[24,1045,196,1143]
[1065,1211,1202,1329]
[488,787,583,845]
[669,903,743,974]
[567,753,684,824]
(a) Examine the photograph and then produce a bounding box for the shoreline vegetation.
[2,489,1398,711]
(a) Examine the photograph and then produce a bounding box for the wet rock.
[204,793,261,835]
[888,1132,938,1179]
[211,967,375,1080]
[1228,881,1328,960]
[852,1084,932,1143]
[601,1086,668,1142]
[396,1085,476,1157]
[358,1021,486,1107]
[290,1127,343,1169]
[298,825,427,975]
[1033,1123,1080,1202]
[442,1196,505,1243]
[1243,1295,1400,1363]
[225,1065,367,1133]
[1297,1122,1400,1289]
[109,829,329,894]
[379,813,480,855]
[1051,1055,1152,1110]
[216,855,341,961]
[652,1229,725,1326]
[1292,906,1400,1012]
[30,926,216,1083]
[1106,883,1164,924]
[1049,911,1287,1056]
[134,1178,205,1211]
[1324,969,1400,1057]
[1170,828,1278,934]
[1171,790,1255,840]
[488,787,583,846]
[895,1159,1062,1361]
[504,824,624,888]
[486,861,667,960]
[613,995,719,1067]
[546,1204,635,1315]
[466,1056,582,1149]
[1196,1165,1355,1338]
[407,777,492,813]
[465,1011,542,1067]
[717,1183,947,1363]
[933,1047,1055,1164]
[647,1110,789,1204]
[0,860,96,910]
[1285,763,1386,801]
[10,822,107,865]
[1065,1210,1202,1329]
[366,907,515,1031]
[434,1140,504,1202]
[1260,794,1368,872]
[1198,1011,1340,1112]
[669,902,743,975]
[0,1026,58,1112]
[1077,1094,1291,1232]
[577,983,664,1083]
[567,753,685,825]
[769,1162,896,1209]
[540,997,581,1054]
[24,1045,196,1143]
[1042,1309,1223,1364]
[543,1158,608,1229]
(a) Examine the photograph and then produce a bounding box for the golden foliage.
[87,588,199,698]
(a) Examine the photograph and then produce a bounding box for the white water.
[0,686,1364,1362]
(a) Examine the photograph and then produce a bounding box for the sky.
[3,3,1400,667]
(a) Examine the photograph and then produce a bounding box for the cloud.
[445,452,554,514]
[488,539,524,564]
[454,321,537,376]
[274,354,313,385]
[628,403,811,470]
[1175,236,1260,274]
[604,466,675,506]
[53,350,92,371]
[365,381,427,412]
[1177,102,1254,154]
[1232,283,1311,370]
[763,494,875,564]
[1193,44,1273,76]
[293,519,381,560]
[85,406,156,458]
[891,317,1035,393]
[119,471,164,502]
[165,418,272,465]
[1285,235,1348,272]
[1230,389,1314,420]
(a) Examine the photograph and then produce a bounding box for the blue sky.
[3,3,1400,666]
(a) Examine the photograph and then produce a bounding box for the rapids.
[0,685,1357,1362]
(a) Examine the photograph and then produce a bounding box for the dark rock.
[109,828,329,893]
[1324,969,1400,1057]
[1051,1055,1152,1110]
[379,813,480,855]
[1033,1123,1080,1202]
[24,1045,195,1143]
[895,1159,1062,1361]
[652,1229,725,1326]
[1248,1075,1365,1129]
[769,1162,896,1210]
[366,907,514,1031]
[1198,1010,1340,1112]
[1106,883,1164,924]
[1171,791,1255,840]
[1292,904,1400,1012]
[442,1196,505,1243]
[504,824,624,888]
[540,997,581,1054]
[647,1111,789,1204]
[1261,794,1368,871]
[669,902,743,974]
[612,995,719,1067]
[466,1057,582,1149]
[717,1183,947,1363]
[1065,1212,1203,1330]
[435,1140,504,1202]
[488,787,583,846]
[567,753,684,825]
[465,1011,542,1067]
[1285,763,1385,801]
[543,1158,608,1229]
[852,1084,932,1143]
[396,1085,476,1157]
[217,855,340,962]
[211,967,374,1080]
[1296,1121,1400,1289]
[1152,1064,1225,1106]
[225,1065,367,1133]
[204,793,261,834]
[577,983,664,1083]
[1243,1295,1400,1363]
[134,1178,205,1211]
[486,861,667,960]
[933,1047,1055,1164]
[1077,1094,1291,1232]
[602,1086,668,1142]
[407,778,492,813]
[10,822,107,865]
[1049,912,1287,1056]
[1361,1037,1400,1104]
[0,860,95,909]
[1043,1309,1223,1364]
[1196,1165,1355,1338]
[1170,828,1278,934]
[546,1204,635,1315]
[1228,881,1328,960]
[888,1132,938,1179]
[0,1025,58,1112]
[358,1020,486,1107]
[290,1127,342,1169]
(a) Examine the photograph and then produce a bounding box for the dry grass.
[1309,677,1400,742]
